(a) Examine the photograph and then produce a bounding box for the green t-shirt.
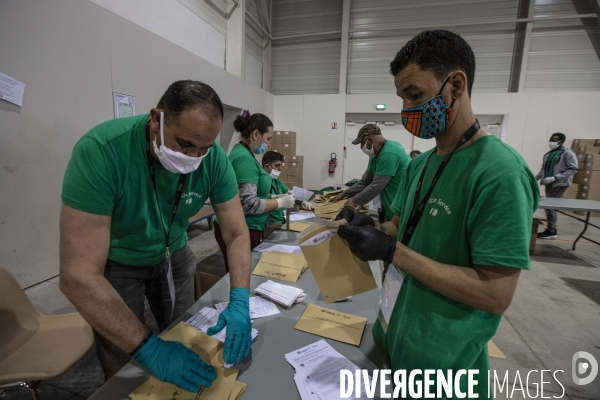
[268,178,289,224]
[366,140,411,221]
[61,114,238,266]
[228,143,272,231]
[374,135,539,399]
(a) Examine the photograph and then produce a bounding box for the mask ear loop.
[159,112,165,147]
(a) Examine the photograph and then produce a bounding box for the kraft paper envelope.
[130,322,239,400]
[488,340,506,359]
[294,304,367,346]
[228,381,247,400]
[288,221,312,232]
[299,220,377,303]
[252,251,308,282]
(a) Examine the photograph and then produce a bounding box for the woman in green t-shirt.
[214,110,295,271]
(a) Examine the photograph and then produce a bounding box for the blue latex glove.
[132,334,216,393]
[207,287,252,364]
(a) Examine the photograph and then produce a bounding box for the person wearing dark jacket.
[535,132,578,239]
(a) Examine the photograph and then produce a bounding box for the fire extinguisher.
[328,153,337,174]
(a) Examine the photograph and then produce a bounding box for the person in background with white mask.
[261,151,312,226]
[331,124,410,222]
[214,111,295,270]
[60,80,252,392]
[535,132,578,239]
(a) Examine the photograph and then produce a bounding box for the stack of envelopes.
[130,322,247,400]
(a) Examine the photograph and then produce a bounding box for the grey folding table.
[537,198,600,250]
[89,220,389,400]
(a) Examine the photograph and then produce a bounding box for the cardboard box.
[280,147,296,158]
[282,141,296,153]
[577,153,586,163]
[572,139,597,148]
[193,272,221,301]
[573,171,587,184]
[574,175,600,186]
[563,190,579,199]
[271,135,283,147]
[578,146,600,155]
[564,183,579,193]
[289,155,304,164]
[596,139,600,147]
[579,184,600,198]
[585,154,600,163]
[282,131,297,140]
[581,169,599,179]
[583,161,600,171]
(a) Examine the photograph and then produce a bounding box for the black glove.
[335,206,375,227]
[338,224,396,264]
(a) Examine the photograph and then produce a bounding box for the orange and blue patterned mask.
[401,76,455,139]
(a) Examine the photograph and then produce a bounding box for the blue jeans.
[93,243,197,380]
[545,185,567,232]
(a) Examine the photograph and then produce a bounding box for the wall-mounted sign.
[332,122,337,129]
[114,92,135,118]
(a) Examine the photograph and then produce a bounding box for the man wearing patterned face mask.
[60,80,253,392]
[535,133,578,239]
[331,124,410,222]
[335,30,539,399]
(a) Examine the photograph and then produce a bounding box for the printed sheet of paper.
[292,186,315,202]
[253,242,302,254]
[289,212,316,221]
[288,221,312,232]
[300,221,377,303]
[252,251,307,283]
[294,304,367,346]
[215,296,280,319]
[186,308,258,343]
[0,71,25,106]
[130,322,239,400]
[285,340,369,400]
[254,280,307,307]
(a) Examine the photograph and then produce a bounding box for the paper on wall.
[0,71,25,106]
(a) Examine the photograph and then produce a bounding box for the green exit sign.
[376,104,386,110]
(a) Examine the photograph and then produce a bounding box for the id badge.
[377,264,404,334]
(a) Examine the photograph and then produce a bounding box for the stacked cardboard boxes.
[570,139,600,216]
[270,131,304,188]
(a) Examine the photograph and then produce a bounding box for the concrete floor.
[2,215,600,399]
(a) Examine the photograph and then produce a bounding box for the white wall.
[0,0,271,287]
[273,95,346,189]
[90,0,226,68]
[275,92,600,189]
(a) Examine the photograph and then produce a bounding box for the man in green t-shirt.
[331,124,410,221]
[59,81,252,392]
[262,151,289,224]
[336,31,539,398]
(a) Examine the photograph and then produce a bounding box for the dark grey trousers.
[545,185,568,232]
[93,243,197,380]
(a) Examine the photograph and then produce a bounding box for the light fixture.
[347,121,356,126]
[384,121,395,126]
[376,104,386,110]
[366,121,377,125]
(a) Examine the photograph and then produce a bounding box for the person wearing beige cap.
[332,123,410,221]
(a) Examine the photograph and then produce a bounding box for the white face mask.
[269,168,281,180]
[153,112,209,174]
[548,141,560,150]
[362,139,375,156]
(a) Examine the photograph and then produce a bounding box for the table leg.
[208,216,213,231]
[572,212,591,251]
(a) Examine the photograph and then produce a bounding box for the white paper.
[113,92,135,118]
[186,307,258,343]
[293,186,314,202]
[285,340,369,400]
[215,296,280,319]
[254,280,307,307]
[253,242,302,254]
[0,72,25,106]
[290,212,316,222]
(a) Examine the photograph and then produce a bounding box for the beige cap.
[352,124,381,145]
